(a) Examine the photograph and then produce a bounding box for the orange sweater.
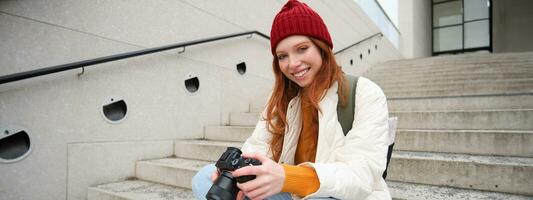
[280,99,320,197]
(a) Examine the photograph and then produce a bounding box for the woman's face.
[275,35,323,88]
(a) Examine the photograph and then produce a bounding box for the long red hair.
[265,37,347,162]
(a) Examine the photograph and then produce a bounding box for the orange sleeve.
[281,164,320,197]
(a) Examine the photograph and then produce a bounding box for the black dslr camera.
[206,147,261,200]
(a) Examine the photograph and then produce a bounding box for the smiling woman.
[274,36,323,88]
[192,0,391,199]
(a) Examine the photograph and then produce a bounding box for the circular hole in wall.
[0,127,32,163]
[350,59,354,66]
[375,45,378,50]
[236,62,247,75]
[184,76,200,94]
[360,54,363,60]
[102,98,128,123]
[368,49,371,54]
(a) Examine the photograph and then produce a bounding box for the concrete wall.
[492,0,533,53]
[398,0,432,58]
[0,39,274,200]
[0,0,403,199]
[335,34,403,76]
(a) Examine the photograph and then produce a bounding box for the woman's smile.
[293,66,310,79]
[275,35,323,87]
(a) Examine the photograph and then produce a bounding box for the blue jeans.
[192,164,293,200]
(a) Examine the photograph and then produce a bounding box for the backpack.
[336,74,394,179]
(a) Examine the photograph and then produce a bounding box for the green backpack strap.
[337,74,359,136]
[336,75,394,179]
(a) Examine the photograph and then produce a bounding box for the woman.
[193,0,391,199]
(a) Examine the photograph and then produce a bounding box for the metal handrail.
[1,30,382,85]
[334,32,383,55]
[0,31,269,84]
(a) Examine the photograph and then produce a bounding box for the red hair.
[265,37,347,162]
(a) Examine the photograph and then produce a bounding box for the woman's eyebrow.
[294,41,310,47]
[276,41,311,54]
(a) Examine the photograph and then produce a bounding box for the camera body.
[206,147,261,200]
[215,147,262,182]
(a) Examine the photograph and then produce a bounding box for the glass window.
[465,20,490,48]
[433,1,463,27]
[464,0,489,21]
[434,26,463,52]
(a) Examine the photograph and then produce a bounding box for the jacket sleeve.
[241,105,272,157]
[302,77,390,199]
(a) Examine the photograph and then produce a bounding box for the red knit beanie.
[270,0,333,55]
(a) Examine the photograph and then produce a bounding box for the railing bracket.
[77,67,85,77]
[178,46,186,54]
[247,34,253,39]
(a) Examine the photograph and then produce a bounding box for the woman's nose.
[288,56,301,70]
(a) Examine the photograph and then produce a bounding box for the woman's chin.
[295,80,311,88]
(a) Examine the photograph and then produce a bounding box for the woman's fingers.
[210,170,219,182]
[232,165,265,178]
[236,174,264,193]
[230,153,285,200]
[236,191,245,200]
[241,152,270,163]
[240,181,270,200]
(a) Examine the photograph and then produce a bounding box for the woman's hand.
[210,169,219,182]
[231,153,285,200]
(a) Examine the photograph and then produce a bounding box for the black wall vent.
[0,128,32,163]
[237,62,247,75]
[185,76,200,93]
[102,99,127,123]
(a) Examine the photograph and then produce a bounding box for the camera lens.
[206,171,238,200]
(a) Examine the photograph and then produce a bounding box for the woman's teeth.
[294,68,309,78]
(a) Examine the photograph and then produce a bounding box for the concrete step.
[376,57,533,68]
[381,78,533,93]
[371,72,533,86]
[395,129,533,157]
[204,125,253,142]
[136,158,212,189]
[388,94,533,112]
[87,180,194,200]
[229,112,260,126]
[382,79,533,93]
[387,181,533,200]
[370,61,533,76]
[385,87,533,98]
[390,109,533,130]
[388,151,533,196]
[174,139,243,162]
[375,52,533,69]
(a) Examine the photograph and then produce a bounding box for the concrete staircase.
[367,52,533,199]
[88,52,533,199]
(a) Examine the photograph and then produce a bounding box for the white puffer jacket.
[242,77,391,200]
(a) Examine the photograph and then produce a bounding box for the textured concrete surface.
[204,125,254,142]
[395,129,533,157]
[387,181,533,200]
[67,141,174,200]
[88,180,194,200]
[388,151,533,195]
[174,139,243,162]
[136,158,211,189]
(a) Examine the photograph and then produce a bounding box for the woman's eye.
[297,46,308,52]
[277,55,286,60]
